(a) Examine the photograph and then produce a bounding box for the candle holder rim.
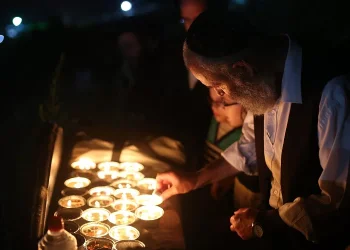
[54,207,83,221]
[114,240,146,249]
[109,225,140,241]
[119,162,145,171]
[89,186,116,196]
[64,177,91,188]
[118,171,145,180]
[58,195,87,208]
[70,159,96,169]
[135,194,163,206]
[110,179,137,188]
[87,195,115,207]
[108,211,136,225]
[80,222,111,237]
[134,205,164,221]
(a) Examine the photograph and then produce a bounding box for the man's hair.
[179,0,207,7]
[185,10,260,58]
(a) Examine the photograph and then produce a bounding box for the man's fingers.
[160,186,178,201]
[230,225,236,232]
[234,208,249,214]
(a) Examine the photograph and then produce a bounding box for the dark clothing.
[254,51,350,249]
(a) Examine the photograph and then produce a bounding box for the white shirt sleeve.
[221,111,258,175]
[278,75,350,240]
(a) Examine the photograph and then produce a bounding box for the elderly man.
[156,11,350,250]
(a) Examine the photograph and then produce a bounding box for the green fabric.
[206,116,242,151]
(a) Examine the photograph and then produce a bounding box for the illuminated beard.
[226,68,278,115]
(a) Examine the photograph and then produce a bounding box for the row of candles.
[55,159,164,249]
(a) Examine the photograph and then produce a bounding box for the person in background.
[155,0,212,169]
[156,10,350,250]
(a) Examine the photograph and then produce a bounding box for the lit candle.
[80,222,110,238]
[135,194,163,206]
[137,178,157,192]
[119,162,144,172]
[89,186,115,196]
[109,225,140,241]
[118,171,145,182]
[114,188,140,200]
[64,177,91,189]
[58,195,86,208]
[97,170,119,180]
[111,199,138,212]
[110,179,137,189]
[108,211,136,225]
[135,205,164,221]
[82,208,110,222]
[98,161,120,171]
[87,195,114,208]
[71,158,96,170]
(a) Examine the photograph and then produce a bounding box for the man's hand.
[156,171,198,200]
[230,208,259,240]
[210,175,236,200]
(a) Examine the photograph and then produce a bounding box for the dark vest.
[254,50,350,246]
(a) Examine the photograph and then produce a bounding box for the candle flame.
[67,200,72,207]
[118,184,123,189]
[126,184,131,189]
[95,201,100,208]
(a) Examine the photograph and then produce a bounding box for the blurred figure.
[155,0,211,168]
[117,32,142,88]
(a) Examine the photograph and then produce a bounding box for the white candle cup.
[82,208,110,222]
[118,171,145,182]
[114,240,146,250]
[119,162,144,172]
[109,225,140,241]
[135,205,164,221]
[64,177,91,189]
[97,170,119,180]
[111,199,139,212]
[135,194,163,206]
[98,161,120,171]
[135,205,164,228]
[114,188,140,200]
[89,186,115,196]
[70,159,96,170]
[108,211,136,226]
[110,179,137,189]
[137,178,157,193]
[54,208,83,221]
[58,195,86,208]
[87,195,114,208]
[80,222,110,238]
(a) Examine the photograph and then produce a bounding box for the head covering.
[185,10,261,58]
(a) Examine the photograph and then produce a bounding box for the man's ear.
[232,60,254,77]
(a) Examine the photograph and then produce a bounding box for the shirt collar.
[280,35,302,104]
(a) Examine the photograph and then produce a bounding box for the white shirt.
[222,37,350,240]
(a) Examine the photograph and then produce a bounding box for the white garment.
[222,36,350,240]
